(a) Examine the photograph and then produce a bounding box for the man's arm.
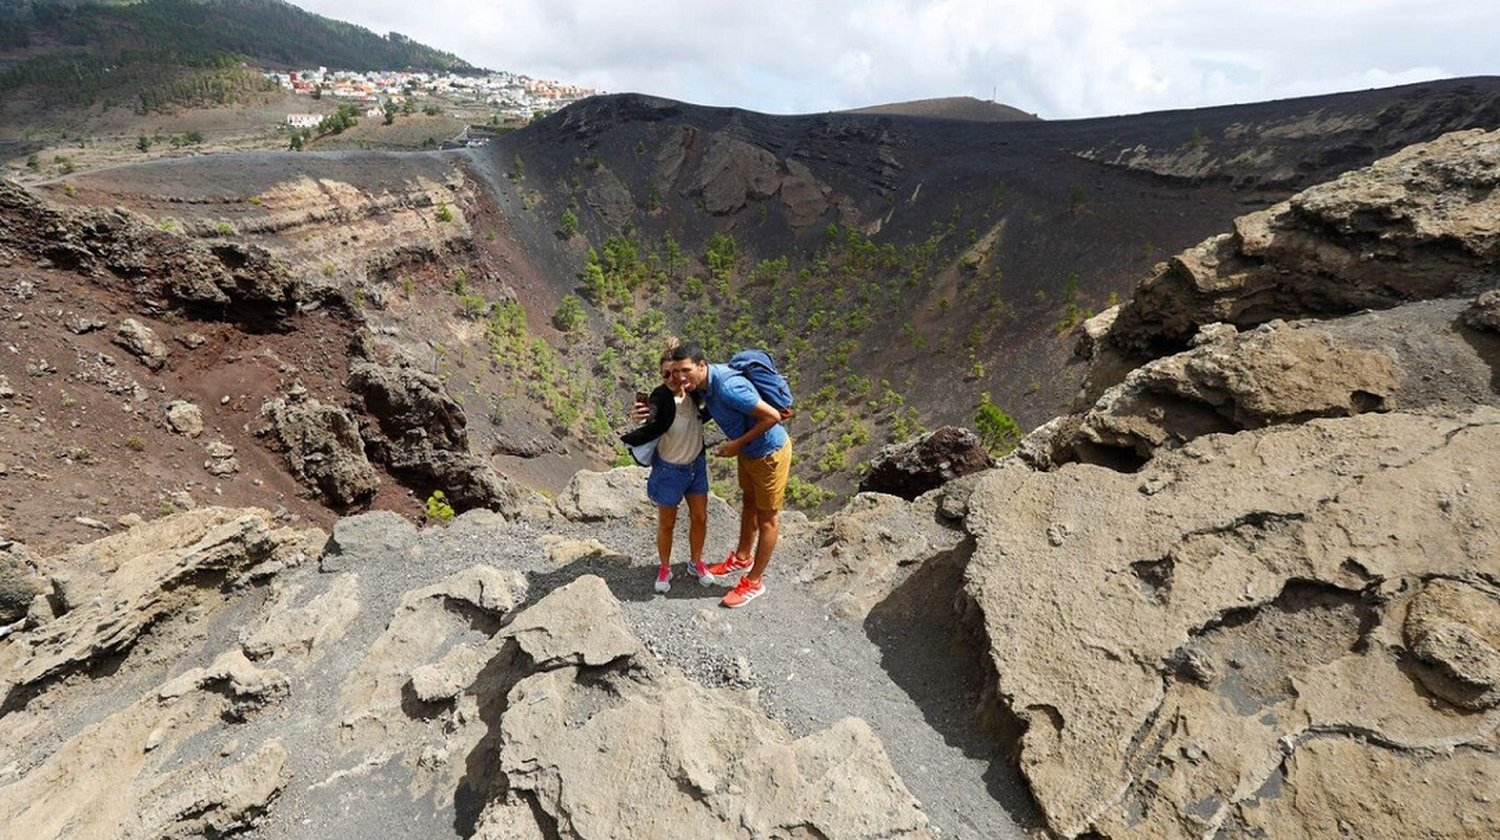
[715,400,781,458]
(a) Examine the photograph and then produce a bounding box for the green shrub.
[435,203,454,223]
[974,393,1021,457]
[552,294,585,332]
[559,207,578,237]
[425,491,455,524]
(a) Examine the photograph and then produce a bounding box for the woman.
[620,339,716,593]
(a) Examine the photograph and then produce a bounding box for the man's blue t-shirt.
[701,363,788,458]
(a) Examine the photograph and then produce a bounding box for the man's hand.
[630,401,650,423]
[715,440,742,458]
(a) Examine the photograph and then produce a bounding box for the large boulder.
[349,359,468,452]
[1076,319,1399,459]
[349,357,523,515]
[859,426,993,500]
[555,467,651,522]
[1057,299,1500,466]
[260,389,380,507]
[165,400,204,437]
[963,407,1500,838]
[492,577,934,839]
[798,491,967,620]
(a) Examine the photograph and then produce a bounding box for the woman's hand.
[631,401,650,423]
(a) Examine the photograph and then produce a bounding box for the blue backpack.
[728,349,794,412]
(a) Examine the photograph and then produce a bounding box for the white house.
[286,114,321,129]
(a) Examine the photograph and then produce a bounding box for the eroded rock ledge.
[967,408,1500,838]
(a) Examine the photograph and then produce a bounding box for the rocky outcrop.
[1075,319,1399,459]
[492,576,935,838]
[687,133,781,215]
[349,357,522,515]
[1106,128,1500,356]
[0,180,299,317]
[0,651,294,839]
[260,386,379,507]
[956,126,1500,839]
[964,409,1500,838]
[859,426,993,500]
[0,508,325,709]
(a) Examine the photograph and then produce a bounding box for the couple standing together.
[622,339,792,609]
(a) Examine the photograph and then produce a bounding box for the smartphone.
[634,390,648,405]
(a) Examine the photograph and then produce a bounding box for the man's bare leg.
[734,495,757,562]
[747,509,778,581]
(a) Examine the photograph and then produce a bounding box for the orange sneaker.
[708,552,752,578]
[721,576,765,609]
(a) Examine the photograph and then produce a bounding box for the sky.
[294,0,1499,119]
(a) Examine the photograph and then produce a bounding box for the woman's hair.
[659,337,706,365]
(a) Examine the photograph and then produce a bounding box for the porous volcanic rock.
[164,400,204,437]
[0,537,44,625]
[555,466,651,522]
[1467,289,1500,332]
[1075,319,1400,459]
[349,357,523,515]
[859,426,993,500]
[1107,128,1500,356]
[348,359,468,451]
[114,318,170,371]
[799,490,967,620]
[493,576,935,839]
[963,408,1500,838]
[0,507,325,709]
[260,389,379,507]
[0,180,298,315]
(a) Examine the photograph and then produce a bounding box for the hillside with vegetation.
[0,0,476,113]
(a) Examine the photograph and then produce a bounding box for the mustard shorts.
[737,439,792,512]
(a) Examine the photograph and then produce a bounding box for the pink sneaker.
[654,566,672,594]
[685,558,715,586]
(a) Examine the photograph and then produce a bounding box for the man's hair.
[660,337,706,365]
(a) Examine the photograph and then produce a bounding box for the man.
[645,343,791,608]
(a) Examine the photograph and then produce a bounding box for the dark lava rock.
[859,426,993,500]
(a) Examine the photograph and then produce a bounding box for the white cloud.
[292,0,1497,118]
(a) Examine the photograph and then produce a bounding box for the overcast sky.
[295,0,1497,119]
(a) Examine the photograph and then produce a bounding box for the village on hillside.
[266,67,603,127]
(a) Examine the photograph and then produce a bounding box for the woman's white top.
[656,394,704,465]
